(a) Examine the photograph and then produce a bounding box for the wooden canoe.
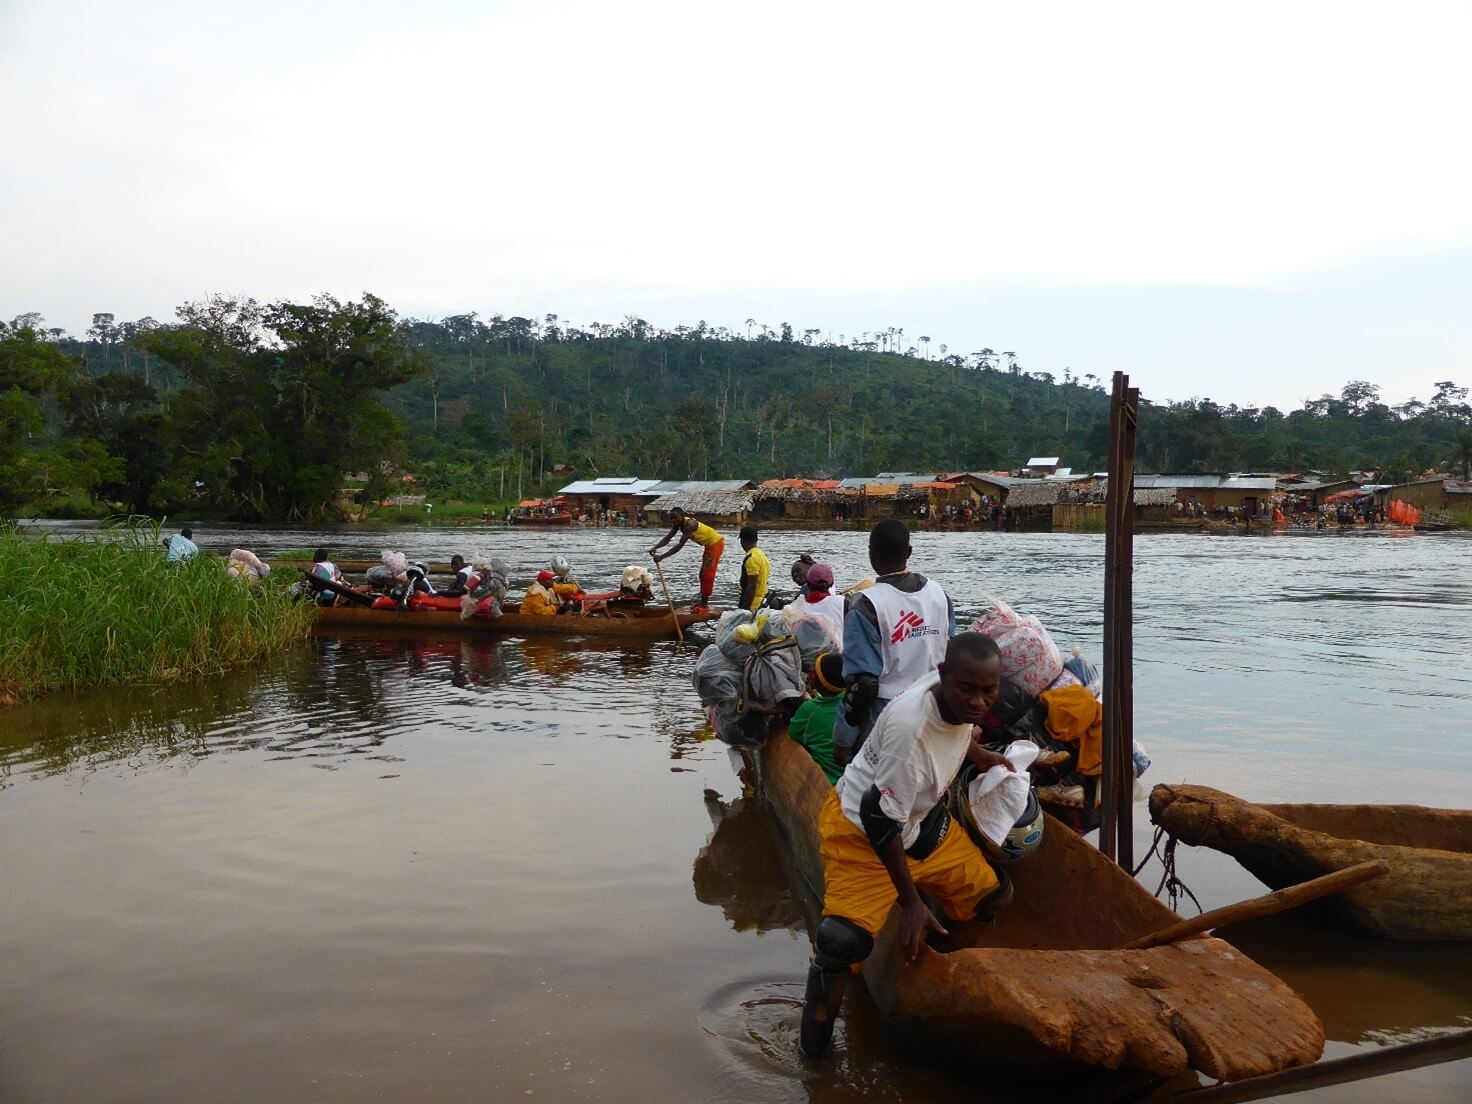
[272,559,460,575]
[1150,783,1472,941]
[755,731,1324,1081]
[312,602,716,638]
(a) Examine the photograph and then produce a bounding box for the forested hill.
[396,315,1112,481]
[3,298,1470,522]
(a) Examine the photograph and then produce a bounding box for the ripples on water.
[2,525,1470,1101]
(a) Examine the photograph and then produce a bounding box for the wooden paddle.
[1124,860,1388,949]
[650,555,684,643]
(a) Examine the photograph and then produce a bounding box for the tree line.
[3,297,1469,521]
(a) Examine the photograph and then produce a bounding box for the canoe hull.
[756,732,1323,1080]
[312,603,714,638]
[1150,783,1472,941]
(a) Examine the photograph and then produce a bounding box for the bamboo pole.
[651,555,685,643]
[1123,860,1388,949]
[1175,1027,1472,1103]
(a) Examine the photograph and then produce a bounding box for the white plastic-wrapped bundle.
[778,601,843,670]
[226,548,268,582]
[970,595,1063,699]
[380,550,408,577]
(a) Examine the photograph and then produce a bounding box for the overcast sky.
[4,0,1471,410]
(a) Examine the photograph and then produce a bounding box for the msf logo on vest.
[890,610,941,644]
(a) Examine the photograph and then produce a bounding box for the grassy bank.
[0,523,313,704]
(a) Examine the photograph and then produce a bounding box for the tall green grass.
[0,521,313,703]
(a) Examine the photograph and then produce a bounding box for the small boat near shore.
[313,602,716,638]
[753,731,1324,1081]
[1150,783,1472,941]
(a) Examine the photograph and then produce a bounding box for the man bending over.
[800,632,1012,1060]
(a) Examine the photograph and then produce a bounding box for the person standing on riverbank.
[836,520,955,759]
[649,507,724,612]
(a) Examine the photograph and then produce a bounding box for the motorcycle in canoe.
[753,730,1325,1081]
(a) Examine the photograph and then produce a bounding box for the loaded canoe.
[1150,783,1472,941]
[755,730,1324,1081]
[312,602,716,638]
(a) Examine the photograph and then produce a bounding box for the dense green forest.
[3,297,1470,521]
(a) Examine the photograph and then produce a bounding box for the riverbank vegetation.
[0,524,313,703]
[3,301,1470,522]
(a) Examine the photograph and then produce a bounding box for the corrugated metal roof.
[558,477,663,496]
[1026,456,1060,467]
[841,474,963,490]
[647,479,752,494]
[1133,474,1273,491]
[940,471,1020,488]
[1447,481,1472,495]
[1220,477,1278,491]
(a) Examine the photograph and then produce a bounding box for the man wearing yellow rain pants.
[799,632,1015,1061]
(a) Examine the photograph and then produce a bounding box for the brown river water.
[3,524,1471,1102]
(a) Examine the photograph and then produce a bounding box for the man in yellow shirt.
[650,507,724,611]
[739,525,770,612]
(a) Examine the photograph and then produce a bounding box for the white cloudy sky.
[4,0,1471,409]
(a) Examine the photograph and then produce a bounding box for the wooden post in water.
[1100,372,1140,867]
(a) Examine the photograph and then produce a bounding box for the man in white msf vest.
[836,519,955,761]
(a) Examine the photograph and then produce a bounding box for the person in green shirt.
[738,525,771,611]
[788,652,845,784]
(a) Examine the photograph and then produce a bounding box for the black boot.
[798,959,849,1061]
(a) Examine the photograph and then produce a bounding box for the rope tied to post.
[1133,824,1203,916]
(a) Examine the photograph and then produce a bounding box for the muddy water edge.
[3,524,1470,1102]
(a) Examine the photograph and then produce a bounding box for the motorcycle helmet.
[551,555,572,578]
[982,789,1045,864]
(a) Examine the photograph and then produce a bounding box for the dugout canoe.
[754,731,1324,1081]
[1150,783,1472,941]
[312,602,716,638]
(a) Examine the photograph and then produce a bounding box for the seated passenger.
[550,555,582,603]
[309,547,343,606]
[521,570,560,616]
[441,554,474,597]
[788,652,846,785]
[796,563,846,643]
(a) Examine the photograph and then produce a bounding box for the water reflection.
[692,789,803,934]
[1221,913,1472,1045]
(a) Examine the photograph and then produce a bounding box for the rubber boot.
[798,960,849,1060]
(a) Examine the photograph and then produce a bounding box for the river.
[2,524,1470,1101]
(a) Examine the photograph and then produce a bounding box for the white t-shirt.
[835,670,973,850]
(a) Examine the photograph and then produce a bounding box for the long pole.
[1176,1028,1472,1104]
[1101,371,1139,867]
[1122,860,1388,949]
[651,556,684,643]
